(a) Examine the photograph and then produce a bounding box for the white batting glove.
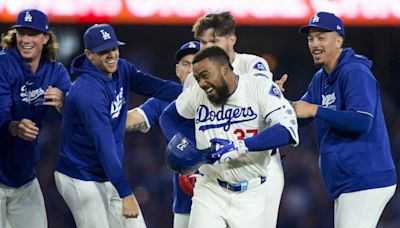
[208,138,248,164]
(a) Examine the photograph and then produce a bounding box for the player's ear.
[228,34,237,47]
[84,49,93,60]
[43,33,50,45]
[335,34,344,49]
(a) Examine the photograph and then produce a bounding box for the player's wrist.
[236,140,248,154]
[8,121,18,137]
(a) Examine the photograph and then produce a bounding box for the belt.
[217,176,266,192]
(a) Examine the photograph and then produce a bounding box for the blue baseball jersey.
[139,97,194,213]
[56,54,182,198]
[0,48,71,187]
[301,48,396,199]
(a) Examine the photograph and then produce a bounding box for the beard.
[314,62,324,68]
[208,79,230,106]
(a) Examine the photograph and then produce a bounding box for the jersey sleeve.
[258,80,299,146]
[175,86,199,119]
[247,57,273,80]
[72,85,132,198]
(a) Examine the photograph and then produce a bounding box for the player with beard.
[160,46,299,228]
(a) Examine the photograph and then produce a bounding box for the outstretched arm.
[292,100,373,133]
[125,109,149,132]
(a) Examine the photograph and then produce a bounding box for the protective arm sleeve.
[139,98,169,127]
[244,125,292,151]
[316,107,373,133]
[160,101,195,142]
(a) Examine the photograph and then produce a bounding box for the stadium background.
[1,1,400,227]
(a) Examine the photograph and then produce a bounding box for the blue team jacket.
[56,54,182,198]
[302,48,396,199]
[0,48,71,187]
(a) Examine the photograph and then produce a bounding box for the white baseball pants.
[334,184,396,228]
[173,213,190,228]
[0,179,47,228]
[189,152,283,228]
[54,171,146,228]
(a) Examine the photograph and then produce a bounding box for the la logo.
[312,14,319,23]
[100,30,111,40]
[24,12,32,22]
[177,139,189,151]
[188,42,196,48]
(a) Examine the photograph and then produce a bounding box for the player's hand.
[122,194,140,219]
[292,101,318,118]
[8,119,39,141]
[275,74,288,92]
[208,138,248,164]
[44,86,64,113]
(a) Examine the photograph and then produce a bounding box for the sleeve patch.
[253,61,267,71]
[269,84,281,99]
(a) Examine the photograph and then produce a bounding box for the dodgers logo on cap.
[12,9,49,33]
[299,11,345,37]
[84,24,125,53]
[175,41,201,61]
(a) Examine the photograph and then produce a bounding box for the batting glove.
[208,138,248,164]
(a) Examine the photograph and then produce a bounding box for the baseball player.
[54,23,182,228]
[292,12,396,227]
[125,40,200,228]
[186,11,287,227]
[160,46,299,228]
[0,9,71,228]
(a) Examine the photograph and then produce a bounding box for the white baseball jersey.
[183,52,272,89]
[176,75,298,183]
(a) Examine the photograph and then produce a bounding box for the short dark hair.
[192,11,235,39]
[192,46,233,70]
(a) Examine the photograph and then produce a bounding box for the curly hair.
[1,29,59,62]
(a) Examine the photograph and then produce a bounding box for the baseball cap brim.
[175,48,199,61]
[91,41,125,53]
[12,24,47,33]
[299,25,334,35]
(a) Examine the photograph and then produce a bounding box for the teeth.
[22,46,33,50]
[106,60,115,64]
[313,50,323,54]
[206,88,213,93]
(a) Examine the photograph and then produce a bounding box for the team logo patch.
[253,61,267,71]
[269,84,281,99]
[322,92,336,108]
[111,87,126,118]
[20,85,45,105]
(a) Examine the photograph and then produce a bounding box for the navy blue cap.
[84,24,125,53]
[12,9,49,33]
[299,12,345,37]
[175,41,200,61]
